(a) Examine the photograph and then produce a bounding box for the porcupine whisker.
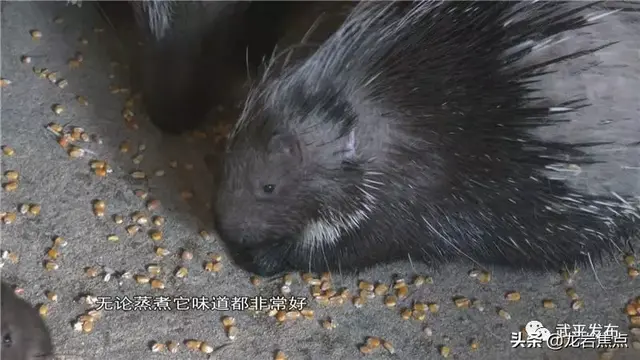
[407,253,416,272]
[320,243,332,274]
[587,252,606,290]
[245,47,252,83]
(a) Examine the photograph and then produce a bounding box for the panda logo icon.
[525,320,552,342]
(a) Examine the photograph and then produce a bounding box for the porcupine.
[1,281,54,360]
[123,0,317,134]
[211,0,640,277]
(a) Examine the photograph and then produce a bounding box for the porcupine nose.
[213,208,257,246]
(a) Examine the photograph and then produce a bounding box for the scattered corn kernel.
[440,345,451,358]
[470,339,479,350]
[205,261,222,272]
[322,318,336,329]
[131,212,148,225]
[358,281,374,292]
[151,343,165,353]
[92,200,105,216]
[149,230,162,241]
[2,212,17,224]
[384,295,397,308]
[478,271,491,283]
[181,250,193,261]
[126,225,140,235]
[3,181,18,191]
[2,146,15,156]
[221,316,235,327]
[30,30,42,39]
[18,204,29,214]
[498,308,511,319]
[85,267,99,277]
[68,146,85,158]
[395,285,408,299]
[46,291,58,302]
[147,264,161,276]
[382,340,395,354]
[505,291,521,302]
[413,275,426,287]
[185,340,202,350]
[131,171,146,179]
[132,154,144,164]
[167,341,179,353]
[44,261,58,271]
[198,230,211,240]
[52,104,63,114]
[135,275,150,284]
[175,267,188,278]
[428,303,440,313]
[413,310,427,321]
[353,296,365,308]
[401,308,412,320]
[393,279,406,289]
[226,325,238,340]
[146,199,160,211]
[366,336,381,349]
[300,309,314,319]
[199,342,214,354]
[107,234,119,242]
[373,283,388,296]
[151,279,165,289]
[4,171,19,180]
[6,252,19,264]
[152,216,165,226]
[82,320,93,333]
[454,297,471,308]
[543,299,556,309]
[274,350,287,360]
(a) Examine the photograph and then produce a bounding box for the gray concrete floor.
[1,2,639,360]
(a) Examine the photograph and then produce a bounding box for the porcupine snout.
[214,215,293,276]
[213,197,297,276]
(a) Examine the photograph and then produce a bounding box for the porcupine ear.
[269,131,303,164]
[342,128,357,161]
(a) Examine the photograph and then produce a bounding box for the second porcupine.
[1,281,54,360]
[211,1,640,276]
[125,1,318,134]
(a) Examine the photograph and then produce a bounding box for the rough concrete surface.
[1,2,639,360]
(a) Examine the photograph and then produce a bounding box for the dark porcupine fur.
[126,0,319,134]
[212,1,640,276]
[1,281,54,360]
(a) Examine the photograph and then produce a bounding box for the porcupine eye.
[263,184,276,194]
[3,333,12,347]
